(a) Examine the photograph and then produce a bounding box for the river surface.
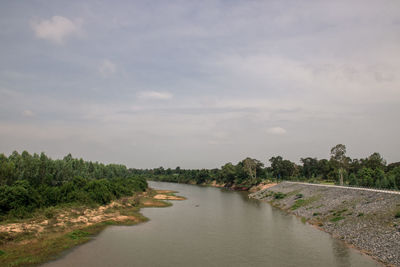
[43,182,380,267]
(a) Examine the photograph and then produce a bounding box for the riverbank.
[0,189,185,267]
[249,182,400,266]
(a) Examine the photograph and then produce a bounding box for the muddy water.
[43,181,380,267]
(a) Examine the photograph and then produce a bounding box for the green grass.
[330,216,345,222]
[67,230,90,240]
[395,211,400,218]
[291,195,320,210]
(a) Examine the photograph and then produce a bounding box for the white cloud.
[266,127,287,135]
[31,16,83,44]
[137,91,173,100]
[22,110,34,117]
[99,59,117,77]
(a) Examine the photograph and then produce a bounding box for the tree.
[300,157,319,179]
[242,158,264,184]
[363,152,386,170]
[330,144,347,185]
[220,163,236,184]
[269,156,295,180]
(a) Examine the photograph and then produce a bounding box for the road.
[285,181,400,195]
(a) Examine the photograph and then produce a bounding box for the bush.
[295,193,303,199]
[273,192,286,199]
[395,211,400,218]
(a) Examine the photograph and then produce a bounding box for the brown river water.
[42,181,380,267]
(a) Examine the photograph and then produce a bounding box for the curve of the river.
[43,181,380,267]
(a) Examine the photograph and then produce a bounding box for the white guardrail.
[285,181,400,195]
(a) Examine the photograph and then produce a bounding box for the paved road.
[285,181,400,195]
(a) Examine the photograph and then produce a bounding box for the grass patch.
[330,216,345,222]
[291,195,320,210]
[0,250,5,256]
[395,211,400,219]
[67,230,90,240]
[301,217,307,224]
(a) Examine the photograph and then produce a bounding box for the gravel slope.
[249,182,400,266]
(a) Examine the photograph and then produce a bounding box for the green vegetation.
[291,195,320,210]
[0,151,147,221]
[330,216,345,222]
[395,211,400,218]
[143,144,400,191]
[67,230,90,240]
[273,192,286,199]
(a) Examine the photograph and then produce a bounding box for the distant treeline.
[0,151,147,219]
[136,145,400,190]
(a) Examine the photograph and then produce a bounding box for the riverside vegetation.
[144,144,400,191]
[0,151,184,267]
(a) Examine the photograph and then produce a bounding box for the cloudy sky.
[0,0,399,168]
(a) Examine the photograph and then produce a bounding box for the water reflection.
[332,239,351,267]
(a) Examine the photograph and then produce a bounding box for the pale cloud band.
[267,127,287,135]
[31,16,83,44]
[137,91,173,100]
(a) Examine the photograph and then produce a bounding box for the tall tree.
[330,144,347,185]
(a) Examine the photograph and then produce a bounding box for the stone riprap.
[249,182,400,266]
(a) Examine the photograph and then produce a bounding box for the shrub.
[273,192,286,199]
[44,207,56,219]
[395,211,400,218]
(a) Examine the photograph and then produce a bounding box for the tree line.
[143,144,400,190]
[1,145,399,219]
[0,151,147,219]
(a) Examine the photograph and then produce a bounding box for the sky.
[0,0,399,168]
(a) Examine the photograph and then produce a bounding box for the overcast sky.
[0,0,399,168]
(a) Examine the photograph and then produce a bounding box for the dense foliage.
[0,151,147,219]
[142,145,400,190]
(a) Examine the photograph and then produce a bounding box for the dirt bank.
[249,182,400,266]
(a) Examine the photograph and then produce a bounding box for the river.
[43,181,380,267]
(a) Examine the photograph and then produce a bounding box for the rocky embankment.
[249,182,400,266]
